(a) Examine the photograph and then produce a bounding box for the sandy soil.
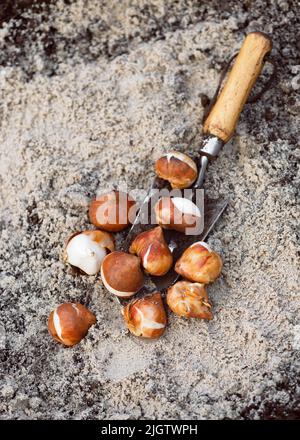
[0,0,299,420]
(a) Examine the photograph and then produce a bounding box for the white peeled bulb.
[65,234,107,275]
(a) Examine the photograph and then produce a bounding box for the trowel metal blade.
[122,177,228,292]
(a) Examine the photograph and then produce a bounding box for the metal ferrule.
[194,136,224,189]
[199,136,224,160]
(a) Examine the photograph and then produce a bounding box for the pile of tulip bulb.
[48,152,222,346]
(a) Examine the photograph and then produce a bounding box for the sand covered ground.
[0,0,299,419]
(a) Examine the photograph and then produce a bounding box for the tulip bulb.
[48,303,96,346]
[64,230,115,275]
[122,292,167,339]
[155,196,201,234]
[89,190,136,232]
[175,241,222,284]
[155,151,197,189]
[101,251,144,297]
[167,281,212,319]
[129,226,173,276]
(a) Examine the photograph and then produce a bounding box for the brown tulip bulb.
[48,303,96,346]
[122,292,167,339]
[155,151,197,189]
[101,251,144,297]
[175,241,222,284]
[63,230,114,275]
[167,281,212,319]
[129,226,173,276]
[155,196,201,234]
[89,190,136,232]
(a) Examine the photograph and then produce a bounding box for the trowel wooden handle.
[203,32,272,143]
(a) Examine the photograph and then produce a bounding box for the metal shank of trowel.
[194,136,224,189]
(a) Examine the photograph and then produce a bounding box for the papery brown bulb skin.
[48,303,96,346]
[155,197,201,234]
[65,230,115,251]
[167,281,212,319]
[129,226,173,276]
[101,251,144,297]
[81,230,115,252]
[122,292,167,339]
[175,242,222,284]
[155,151,197,189]
[89,190,136,232]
